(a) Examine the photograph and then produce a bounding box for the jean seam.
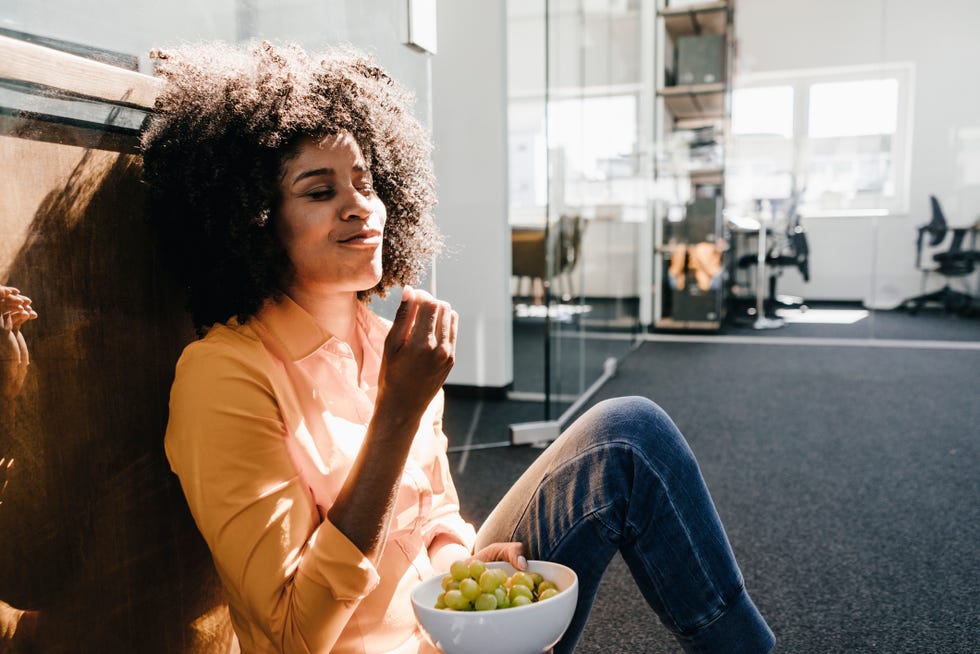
[552,502,623,559]
[676,583,747,640]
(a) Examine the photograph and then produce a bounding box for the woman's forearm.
[327,409,423,563]
[328,288,458,563]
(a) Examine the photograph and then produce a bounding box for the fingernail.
[518,555,527,570]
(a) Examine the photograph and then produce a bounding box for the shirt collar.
[253,294,389,362]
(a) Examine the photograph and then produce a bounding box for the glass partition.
[508,0,645,421]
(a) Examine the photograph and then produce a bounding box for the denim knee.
[584,396,688,453]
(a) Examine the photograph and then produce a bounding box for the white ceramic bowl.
[411,560,578,654]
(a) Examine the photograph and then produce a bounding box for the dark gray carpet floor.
[443,331,979,653]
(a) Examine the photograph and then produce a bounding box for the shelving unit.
[651,0,735,331]
[659,82,726,121]
[659,1,730,36]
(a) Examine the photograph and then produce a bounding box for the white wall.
[736,0,980,307]
[431,0,513,388]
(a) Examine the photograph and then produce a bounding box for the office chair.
[901,195,977,314]
[736,198,810,318]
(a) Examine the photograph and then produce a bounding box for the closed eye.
[306,188,336,201]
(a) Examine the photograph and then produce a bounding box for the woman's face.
[275,133,387,297]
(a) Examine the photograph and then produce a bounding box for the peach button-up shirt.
[165,296,476,654]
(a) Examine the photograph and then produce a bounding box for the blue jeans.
[475,397,775,654]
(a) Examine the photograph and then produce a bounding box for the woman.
[142,42,774,654]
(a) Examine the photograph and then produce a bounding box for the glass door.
[508,0,645,423]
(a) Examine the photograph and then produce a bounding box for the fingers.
[10,306,36,330]
[449,308,459,345]
[403,289,456,352]
[386,285,417,350]
[409,290,440,347]
[474,542,527,570]
[0,290,37,329]
[379,288,457,405]
[508,543,528,571]
[438,303,452,342]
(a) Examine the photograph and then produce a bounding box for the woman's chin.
[356,271,383,294]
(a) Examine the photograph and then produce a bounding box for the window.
[508,91,641,217]
[728,64,914,216]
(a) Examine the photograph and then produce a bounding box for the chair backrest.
[926,195,948,246]
[791,225,810,281]
[772,192,809,281]
[555,214,584,275]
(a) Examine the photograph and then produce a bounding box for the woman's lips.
[338,230,382,245]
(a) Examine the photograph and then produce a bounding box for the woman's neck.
[287,287,361,346]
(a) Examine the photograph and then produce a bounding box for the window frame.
[730,62,915,218]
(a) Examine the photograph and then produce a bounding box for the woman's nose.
[341,187,373,221]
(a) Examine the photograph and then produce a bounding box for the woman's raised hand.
[378,286,458,422]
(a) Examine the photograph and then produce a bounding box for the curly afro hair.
[140,41,441,333]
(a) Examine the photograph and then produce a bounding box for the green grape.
[459,578,481,601]
[478,569,502,593]
[468,559,487,579]
[434,559,563,611]
[450,560,471,582]
[444,589,470,611]
[509,571,535,591]
[537,580,557,595]
[474,593,498,611]
[493,585,509,608]
[538,588,558,601]
[509,584,533,603]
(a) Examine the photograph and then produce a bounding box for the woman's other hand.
[473,542,528,572]
[377,286,457,424]
[1,287,37,399]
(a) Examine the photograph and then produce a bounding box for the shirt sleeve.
[419,391,477,553]
[164,337,379,654]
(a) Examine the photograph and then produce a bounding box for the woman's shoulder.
[175,320,270,377]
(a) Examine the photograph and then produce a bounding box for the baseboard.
[443,383,512,401]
